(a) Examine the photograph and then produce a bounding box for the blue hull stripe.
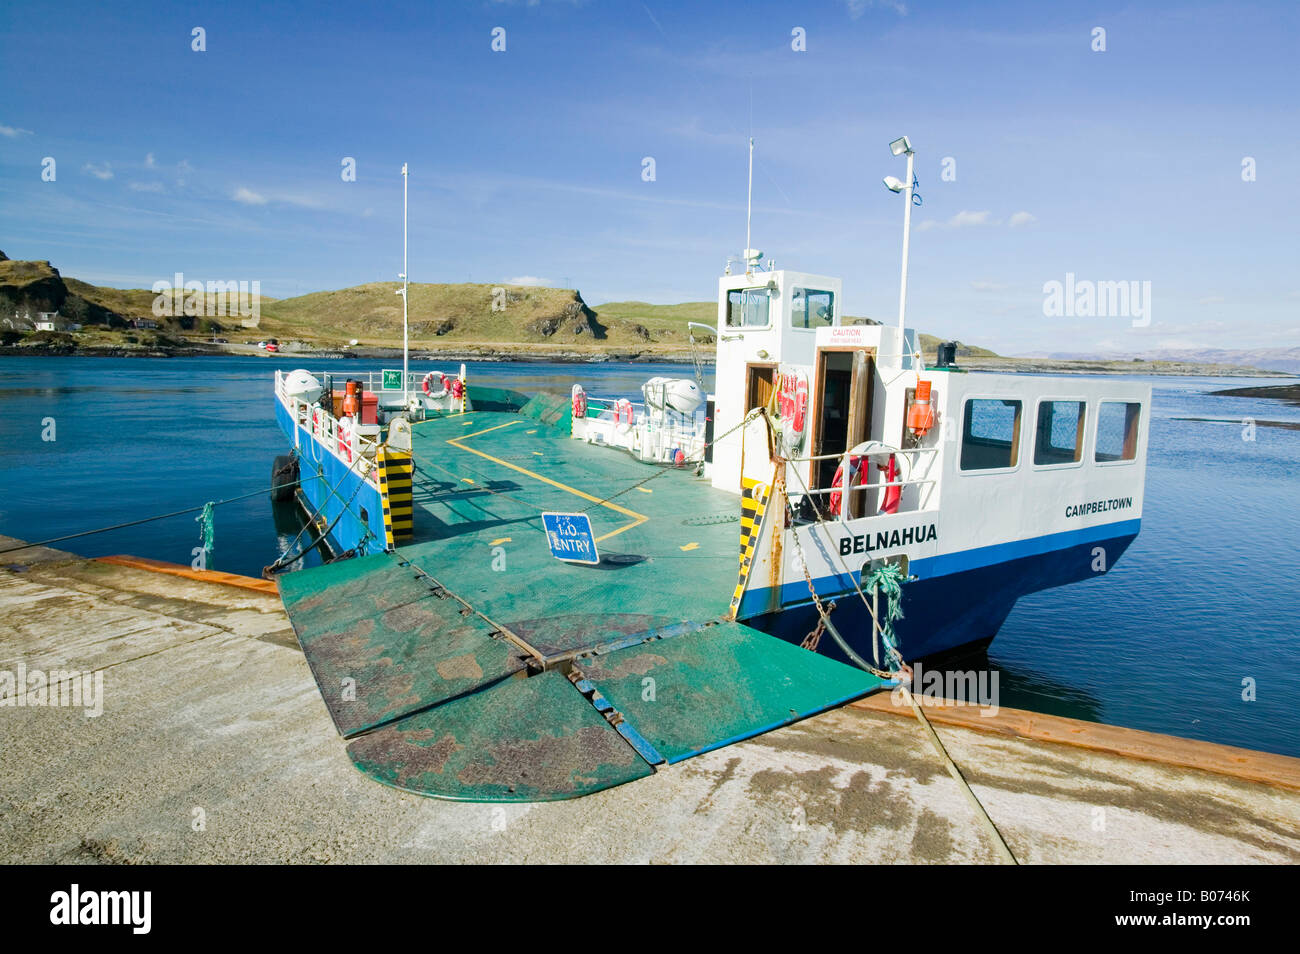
[739,518,1142,618]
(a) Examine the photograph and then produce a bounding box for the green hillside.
[2,250,1000,360]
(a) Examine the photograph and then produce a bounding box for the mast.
[402,162,409,407]
[898,147,914,335]
[745,137,754,272]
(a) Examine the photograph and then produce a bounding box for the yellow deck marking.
[680,542,699,551]
[526,429,537,434]
[462,420,475,426]
[489,537,511,546]
[462,478,475,484]
[447,420,648,541]
[636,487,653,494]
[533,451,543,456]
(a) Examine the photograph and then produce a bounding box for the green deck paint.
[280,408,888,800]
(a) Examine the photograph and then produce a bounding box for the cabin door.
[745,364,776,412]
[812,349,874,518]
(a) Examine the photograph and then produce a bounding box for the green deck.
[400,408,743,624]
[277,403,888,801]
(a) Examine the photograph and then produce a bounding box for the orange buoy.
[907,379,934,437]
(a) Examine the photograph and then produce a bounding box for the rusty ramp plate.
[575,621,884,763]
[278,554,530,737]
[346,670,653,801]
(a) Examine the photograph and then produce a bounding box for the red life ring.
[422,372,449,398]
[615,398,633,427]
[828,456,862,516]
[879,454,901,514]
[572,385,587,419]
[792,376,808,435]
[337,420,353,463]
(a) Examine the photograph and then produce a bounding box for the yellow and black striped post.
[377,447,414,547]
[728,477,770,618]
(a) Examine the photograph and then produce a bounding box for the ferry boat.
[269,150,1150,801]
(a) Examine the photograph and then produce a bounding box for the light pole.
[883,136,915,337]
[400,163,409,407]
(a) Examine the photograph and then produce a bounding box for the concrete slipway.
[1,536,1298,865]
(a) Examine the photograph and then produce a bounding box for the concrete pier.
[2,537,1298,864]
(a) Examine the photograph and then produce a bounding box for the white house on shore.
[33,311,80,332]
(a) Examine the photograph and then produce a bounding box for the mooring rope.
[0,476,320,558]
[776,425,1019,864]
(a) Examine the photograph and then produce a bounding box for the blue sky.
[2,0,1297,355]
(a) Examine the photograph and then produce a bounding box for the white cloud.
[506,275,553,286]
[918,210,998,231]
[971,280,1010,292]
[83,162,113,180]
[145,152,157,168]
[232,185,322,209]
[129,181,165,193]
[949,210,995,228]
[1197,295,1225,305]
[845,0,908,18]
[0,124,33,138]
[1008,211,1036,227]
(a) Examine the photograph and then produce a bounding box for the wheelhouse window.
[1034,400,1086,465]
[791,288,834,329]
[961,399,1022,471]
[725,288,773,328]
[1095,402,1141,462]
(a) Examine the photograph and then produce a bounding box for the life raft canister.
[879,453,901,515]
[571,384,587,419]
[907,379,935,437]
[828,455,863,517]
[450,377,465,400]
[423,371,449,399]
[341,379,360,418]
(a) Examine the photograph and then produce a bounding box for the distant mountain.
[0,251,263,334]
[1023,347,1300,374]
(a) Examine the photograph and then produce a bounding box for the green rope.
[864,561,907,664]
[196,502,215,568]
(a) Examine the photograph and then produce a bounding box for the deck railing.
[786,445,939,523]
[275,371,384,483]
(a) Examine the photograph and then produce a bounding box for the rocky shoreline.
[1210,384,1300,405]
[3,342,1295,376]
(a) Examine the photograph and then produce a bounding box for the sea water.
[1,356,1296,757]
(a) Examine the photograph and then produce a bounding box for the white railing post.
[840,451,851,525]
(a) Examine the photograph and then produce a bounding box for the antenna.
[743,138,761,272]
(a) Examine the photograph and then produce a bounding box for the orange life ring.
[422,372,449,399]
